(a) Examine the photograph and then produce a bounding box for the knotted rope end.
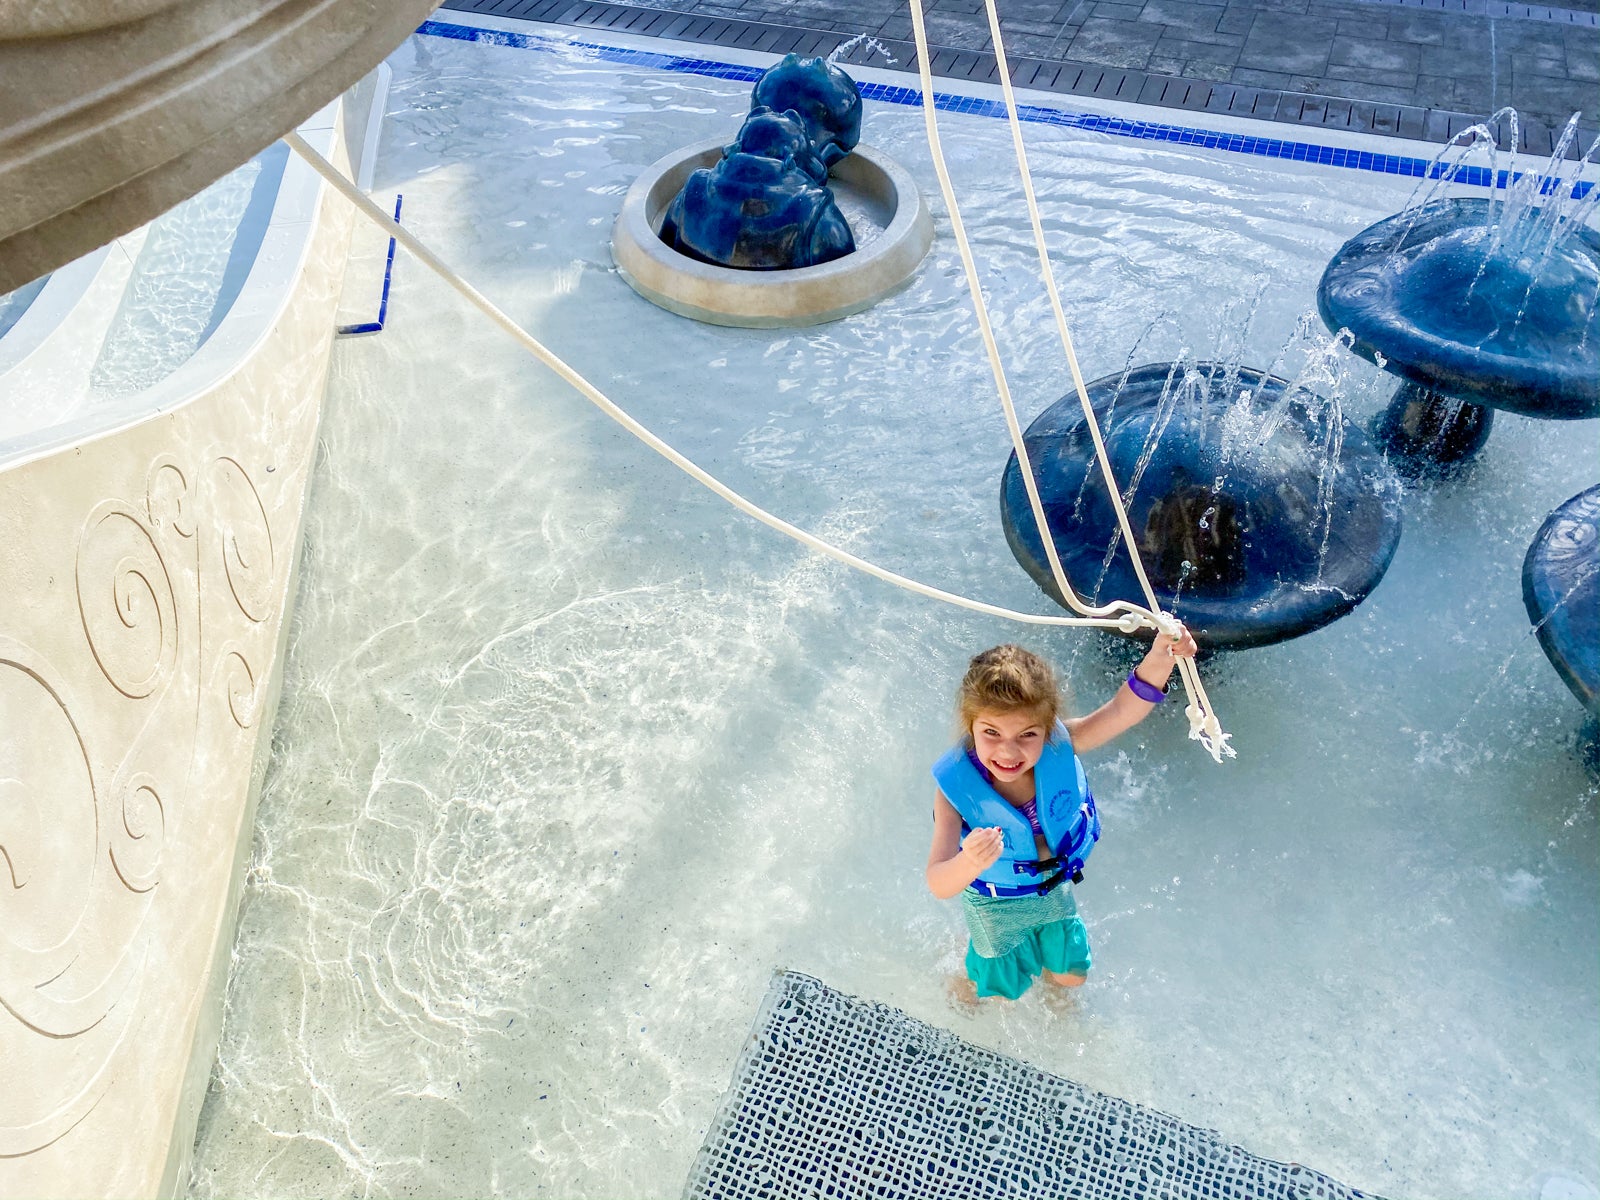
[1184,703,1236,763]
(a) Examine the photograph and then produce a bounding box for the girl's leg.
[945,971,981,1012]
[1039,916,1091,987]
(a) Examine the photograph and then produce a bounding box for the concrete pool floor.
[173,18,1599,1199]
[440,0,1599,152]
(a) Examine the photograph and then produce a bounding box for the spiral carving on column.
[209,456,275,624]
[75,502,178,700]
[0,643,142,1157]
[220,648,258,730]
[0,650,98,991]
[108,772,164,895]
[146,456,196,540]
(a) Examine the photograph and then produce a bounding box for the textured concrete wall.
[0,114,355,1199]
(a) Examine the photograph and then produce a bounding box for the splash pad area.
[185,17,1598,1200]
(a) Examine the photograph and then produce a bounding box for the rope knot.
[1153,610,1184,641]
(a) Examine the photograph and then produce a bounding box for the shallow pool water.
[0,274,48,342]
[187,24,1599,1200]
[92,143,287,396]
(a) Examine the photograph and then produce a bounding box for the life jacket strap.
[1013,855,1086,885]
[968,869,1069,899]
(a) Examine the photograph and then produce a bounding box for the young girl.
[926,634,1197,1002]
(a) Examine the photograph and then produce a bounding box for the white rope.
[902,0,1233,759]
[976,0,1231,760]
[285,131,1156,634]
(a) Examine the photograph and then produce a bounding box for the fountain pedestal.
[1370,382,1494,472]
[611,139,932,327]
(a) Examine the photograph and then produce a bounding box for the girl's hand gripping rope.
[1148,612,1234,764]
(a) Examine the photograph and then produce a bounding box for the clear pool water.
[187,25,1599,1200]
[91,142,288,396]
[0,274,48,342]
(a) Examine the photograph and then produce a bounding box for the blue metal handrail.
[337,193,403,336]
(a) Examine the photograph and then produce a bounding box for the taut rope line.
[901,0,1233,759]
[285,131,1154,634]
[977,0,1229,758]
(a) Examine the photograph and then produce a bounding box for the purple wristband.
[1127,671,1165,704]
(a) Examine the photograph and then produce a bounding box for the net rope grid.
[281,10,1235,761]
[684,970,1377,1199]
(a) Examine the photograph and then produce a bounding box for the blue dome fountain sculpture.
[1317,115,1600,472]
[1001,362,1405,650]
[1523,484,1599,716]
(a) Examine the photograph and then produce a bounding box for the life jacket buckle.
[1034,869,1066,896]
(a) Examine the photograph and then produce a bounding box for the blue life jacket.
[931,723,1100,898]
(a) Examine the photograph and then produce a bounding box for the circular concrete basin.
[611,138,933,327]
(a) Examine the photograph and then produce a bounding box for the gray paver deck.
[439,0,1599,150]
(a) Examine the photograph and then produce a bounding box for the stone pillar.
[0,112,356,1198]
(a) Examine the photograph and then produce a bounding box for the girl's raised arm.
[1066,626,1198,753]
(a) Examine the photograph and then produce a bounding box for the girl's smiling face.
[969,708,1048,783]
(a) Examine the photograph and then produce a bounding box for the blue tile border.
[416,18,1594,199]
[1355,0,1599,27]
[337,193,404,336]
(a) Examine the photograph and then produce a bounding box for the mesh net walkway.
[683,971,1380,1200]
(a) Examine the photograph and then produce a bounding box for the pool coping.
[417,12,1598,196]
[438,0,1598,156]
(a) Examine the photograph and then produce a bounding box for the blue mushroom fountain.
[1318,122,1600,471]
[1523,484,1599,715]
[658,56,863,271]
[1001,362,1405,650]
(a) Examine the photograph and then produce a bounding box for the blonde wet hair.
[956,644,1063,740]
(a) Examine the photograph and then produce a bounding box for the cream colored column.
[0,123,356,1198]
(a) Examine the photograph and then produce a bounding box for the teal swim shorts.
[961,887,1093,1000]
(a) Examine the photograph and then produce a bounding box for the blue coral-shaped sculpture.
[727,106,829,184]
[659,149,855,270]
[659,57,862,271]
[750,54,862,170]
